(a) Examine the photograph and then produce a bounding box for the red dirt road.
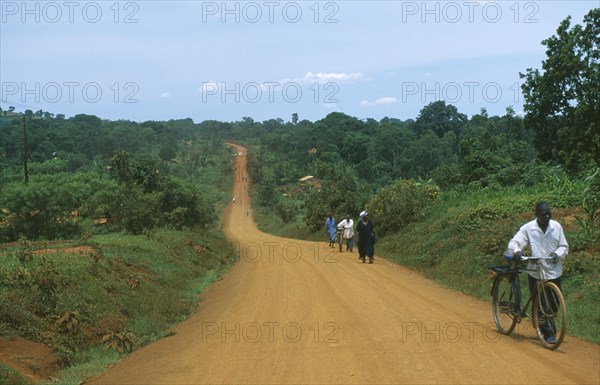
[90,144,599,384]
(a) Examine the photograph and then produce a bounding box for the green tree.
[131,157,160,192]
[367,179,439,235]
[413,130,444,176]
[520,9,600,170]
[341,131,371,165]
[414,101,467,138]
[0,180,82,240]
[458,137,507,188]
[304,154,367,230]
[312,112,365,152]
[159,177,215,229]
[109,150,133,185]
[159,142,177,162]
[257,180,279,207]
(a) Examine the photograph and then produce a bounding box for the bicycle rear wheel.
[492,274,519,335]
[532,282,567,350]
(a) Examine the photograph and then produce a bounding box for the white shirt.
[337,219,354,239]
[508,219,569,280]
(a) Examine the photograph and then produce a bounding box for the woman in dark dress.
[356,211,376,263]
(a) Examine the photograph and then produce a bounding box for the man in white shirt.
[337,214,355,252]
[507,201,568,343]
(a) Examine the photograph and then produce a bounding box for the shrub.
[368,179,439,235]
[428,163,462,191]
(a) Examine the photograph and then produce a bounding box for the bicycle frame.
[492,265,530,322]
[498,256,554,310]
[336,227,344,251]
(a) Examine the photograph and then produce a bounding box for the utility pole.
[20,116,29,184]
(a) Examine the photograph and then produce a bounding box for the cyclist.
[507,201,569,344]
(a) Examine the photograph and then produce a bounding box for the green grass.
[38,347,121,385]
[0,364,33,385]
[253,207,323,241]
[249,189,324,242]
[0,227,238,384]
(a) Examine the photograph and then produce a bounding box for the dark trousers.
[528,275,562,338]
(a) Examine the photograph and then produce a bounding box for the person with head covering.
[325,212,337,247]
[337,214,355,252]
[356,211,376,263]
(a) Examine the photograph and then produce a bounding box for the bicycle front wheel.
[532,282,567,350]
[492,274,519,335]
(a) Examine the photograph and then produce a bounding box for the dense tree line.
[223,104,546,230]
[0,114,230,241]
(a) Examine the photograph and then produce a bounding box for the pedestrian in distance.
[325,212,337,248]
[356,211,376,263]
[507,201,568,344]
[337,214,355,252]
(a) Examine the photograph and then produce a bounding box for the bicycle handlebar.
[504,255,558,262]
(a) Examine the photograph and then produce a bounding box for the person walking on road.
[337,214,355,252]
[356,211,376,263]
[326,213,337,248]
[507,201,568,344]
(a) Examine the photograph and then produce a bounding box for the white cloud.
[197,73,363,97]
[375,97,397,104]
[200,81,222,93]
[360,97,398,107]
[283,72,364,84]
[303,72,363,82]
[161,92,173,98]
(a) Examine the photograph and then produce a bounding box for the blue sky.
[1,1,597,123]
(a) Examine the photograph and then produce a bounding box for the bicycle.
[489,255,567,350]
[336,226,344,252]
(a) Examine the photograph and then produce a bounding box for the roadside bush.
[563,251,597,275]
[0,364,33,385]
[0,180,83,241]
[159,177,216,229]
[275,199,298,224]
[119,187,161,234]
[428,163,461,191]
[541,165,586,207]
[574,167,600,242]
[303,157,368,231]
[257,180,279,207]
[368,179,439,235]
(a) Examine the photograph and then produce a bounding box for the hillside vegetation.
[0,115,239,384]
